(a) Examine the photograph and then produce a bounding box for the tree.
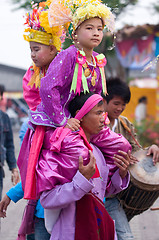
[11,0,43,10]
[11,0,138,12]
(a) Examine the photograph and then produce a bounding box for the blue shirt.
[6,181,44,218]
[6,118,44,218]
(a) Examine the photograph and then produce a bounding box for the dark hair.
[102,77,131,104]
[69,92,103,117]
[0,85,5,99]
[138,96,147,103]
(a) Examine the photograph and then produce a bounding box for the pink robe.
[23,66,41,111]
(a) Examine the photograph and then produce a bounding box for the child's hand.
[0,194,11,218]
[113,150,130,179]
[65,118,80,131]
[79,150,96,180]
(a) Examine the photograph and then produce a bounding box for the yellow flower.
[39,11,52,33]
[48,0,115,35]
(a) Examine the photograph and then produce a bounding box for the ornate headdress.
[48,0,115,37]
[23,0,63,51]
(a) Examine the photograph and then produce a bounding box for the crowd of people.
[0,0,159,240]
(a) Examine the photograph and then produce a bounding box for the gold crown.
[23,0,63,51]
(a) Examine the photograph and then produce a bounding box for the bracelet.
[66,122,72,128]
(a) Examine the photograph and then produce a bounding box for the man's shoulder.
[119,115,134,127]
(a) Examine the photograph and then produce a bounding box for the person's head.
[138,96,147,104]
[48,0,115,50]
[72,17,103,50]
[102,77,131,121]
[23,1,63,68]
[30,41,57,68]
[69,92,105,141]
[0,85,5,101]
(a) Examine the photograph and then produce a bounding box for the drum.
[117,149,159,221]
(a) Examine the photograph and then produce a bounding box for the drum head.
[129,149,159,190]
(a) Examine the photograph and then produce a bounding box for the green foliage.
[62,38,73,50]
[11,0,137,12]
[11,0,46,10]
[98,0,138,16]
[134,117,159,148]
[94,34,115,56]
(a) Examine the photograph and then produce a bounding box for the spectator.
[0,85,19,200]
[135,96,147,123]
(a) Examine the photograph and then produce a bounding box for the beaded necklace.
[82,56,97,86]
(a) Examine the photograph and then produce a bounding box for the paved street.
[0,129,26,240]
[0,129,159,239]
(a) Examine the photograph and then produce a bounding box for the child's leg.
[91,126,131,172]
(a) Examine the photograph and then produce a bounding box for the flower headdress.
[23,0,64,51]
[48,0,115,37]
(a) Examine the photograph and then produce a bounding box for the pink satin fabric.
[23,67,41,111]
[36,128,90,195]
[36,125,131,196]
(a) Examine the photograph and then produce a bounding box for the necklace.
[83,56,97,86]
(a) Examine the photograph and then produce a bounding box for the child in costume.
[23,0,63,111]
[29,0,115,127]
[17,0,132,202]
[0,1,64,239]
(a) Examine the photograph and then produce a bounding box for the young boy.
[0,1,64,239]
[102,77,159,240]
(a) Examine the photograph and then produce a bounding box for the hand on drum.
[147,144,159,165]
[113,150,130,179]
[129,150,139,165]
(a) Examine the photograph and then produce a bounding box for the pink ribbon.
[76,51,86,94]
[75,94,103,120]
[95,56,107,67]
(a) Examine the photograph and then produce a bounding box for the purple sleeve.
[23,67,41,111]
[91,127,132,184]
[40,171,94,209]
[38,47,76,126]
[106,170,130,197]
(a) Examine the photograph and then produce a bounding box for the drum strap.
[119,116,142,149]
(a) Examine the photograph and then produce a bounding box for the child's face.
[30,42,57,68]
[75,17,103,50]
[104,96,126,120]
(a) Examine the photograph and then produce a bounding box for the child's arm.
[23,67,41,111]
[65,118,80,131]
[38,47,76,127]
[0,182,24,217]
[0,195,10,217]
